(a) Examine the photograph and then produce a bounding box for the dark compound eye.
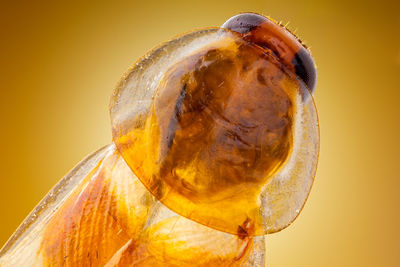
[221,12,267,34]
[222,13,317,93]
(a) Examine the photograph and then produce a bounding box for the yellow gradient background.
[1,0,399,266]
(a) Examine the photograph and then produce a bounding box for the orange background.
[1,0,399,266]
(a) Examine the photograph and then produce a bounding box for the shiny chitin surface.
[222,13,317,93]
[0,144,265,266]
[111,26,319,235]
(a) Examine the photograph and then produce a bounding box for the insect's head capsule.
[222,13,317,93]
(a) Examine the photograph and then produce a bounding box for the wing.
[0,144,115,265]
[0,143,265,266]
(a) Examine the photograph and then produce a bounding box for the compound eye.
[222,13,317,93]
[221,12,267,34]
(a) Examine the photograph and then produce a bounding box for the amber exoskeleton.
[0,13,318,266]
[111,13,318,236]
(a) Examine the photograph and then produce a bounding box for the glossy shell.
[110,17,319,236]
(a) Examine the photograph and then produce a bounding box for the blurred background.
[0,0,399,266]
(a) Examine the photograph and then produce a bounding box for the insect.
[0,13,318,266]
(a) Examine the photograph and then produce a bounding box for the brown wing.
[0,143,265,266]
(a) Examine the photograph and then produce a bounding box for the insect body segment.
[222,13,317,92]
[112,14,319,236]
